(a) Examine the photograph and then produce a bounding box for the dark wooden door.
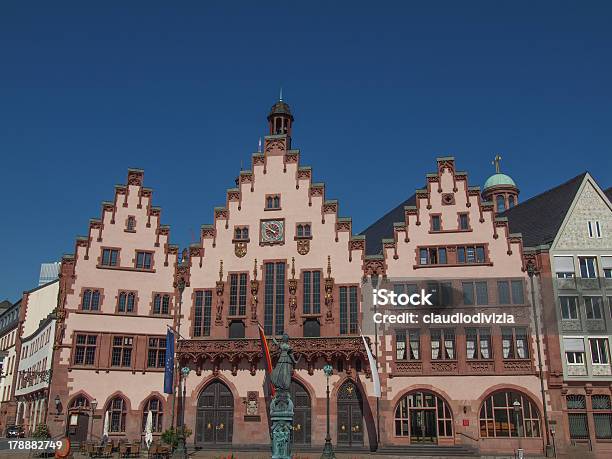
[195,381,234,446]
[337,380,363,446]
[67,413,89,443]
[290,380,311,445]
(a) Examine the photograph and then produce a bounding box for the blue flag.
[164,329,175,394]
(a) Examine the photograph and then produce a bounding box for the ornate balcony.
[176,336,371,376]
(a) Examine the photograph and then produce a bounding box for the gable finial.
[219,259,224,282]
[327,255,332,278]
[493,154,502,173]
[253,258,258,280]
[291,257,296,280]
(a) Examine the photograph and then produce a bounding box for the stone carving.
[215,260,224,325]
[324,256,334,323]
[250,259,259,323]
[288,258,297,323]
[296,239,310,255]
[234,242,247,258]
[245,391,259,416]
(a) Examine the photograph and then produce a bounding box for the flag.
[258,323,275,396]
[164,328,175,394]
[362,335,381,398]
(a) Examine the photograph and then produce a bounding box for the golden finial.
[291,257,296,279]
[327,255,332,278]
[492,154,502,174]
[253,258,258,280]
[219,260,224,281]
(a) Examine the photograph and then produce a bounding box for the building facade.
[505,173,612,458]
[0,299,20,434]
[42,100,561,457]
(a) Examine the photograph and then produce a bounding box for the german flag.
[258,323,275,396]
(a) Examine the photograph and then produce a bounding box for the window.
[480,391,540,438]
[111,336,133,367]
[81,289,101,311]
[579,257,597,278]
[153,294,170,315]
[560,297,579,320]
[108,397,127,432]
[117,291,135,313]
[456,245,486,264]
[588,221,602,238]
[466,328,491,359]
[101,249,119,267]
[567,395,589,439]
[229,273,248,316]
[126,216,136,232]
[431,215,441,231]
[392,284,418,307]
[339,286,358,335]
[497,281,510,305]
[564,338,585,364]
[589,338,610,365]
[603,257,612,278]
[592,395,612,439]
[303,270,321,314]
[264,262,286,335]
[193,290,212,337]
[233,226,249,241]
[303,318,320,337]
[431,329,455,360]
[296,223,312,238]
[229,320,245,339]
[508,195,516,209]
[419,247,447,265]
[585,297,604,320]
[502,327,529,359]
[554,256,575,278]
[265,194,281,210]
[511,280,524,304]
[464,282,488,306]
[147,337,166,368]
[142,398,163,433]
[496,195,506,213]
[395,330,420,360]
[73,334,97,366]
[136,251,153,269]
[459,213,469,230]
[475,281,489,305]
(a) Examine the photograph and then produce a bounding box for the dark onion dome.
[268,100,294,120]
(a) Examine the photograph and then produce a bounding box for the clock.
[260,219,285,245]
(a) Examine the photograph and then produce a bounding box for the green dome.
[483,173,517,191]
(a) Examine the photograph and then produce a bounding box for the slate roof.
[501,172,587,247]
[360,193,416,255]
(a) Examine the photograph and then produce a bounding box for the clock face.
[260,219,284,244]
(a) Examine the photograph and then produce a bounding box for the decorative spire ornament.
[493,154,502,173]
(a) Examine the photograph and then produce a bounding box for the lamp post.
[321,364,336,459]
[90,399,98,443]
[513,400,523,459]
[173,366,190,459]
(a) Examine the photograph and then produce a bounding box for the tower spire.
[279,87,283,101]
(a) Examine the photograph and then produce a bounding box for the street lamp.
[321,364,336,459]
[90,399,98,443]
[173,366,190,459]
[513,400,523,459]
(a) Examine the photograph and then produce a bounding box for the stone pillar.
[270,391,294,459]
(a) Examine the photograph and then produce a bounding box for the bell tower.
[267,90,294,139]
[482,154,520,214]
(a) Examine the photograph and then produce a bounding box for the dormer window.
[234,226,249,241]
[296,223,312,238]
[126,216,136,232]
[265,194,281,210]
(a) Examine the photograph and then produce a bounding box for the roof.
[501,172,587,247]
[360,193,416,255]
[605,186,612,202]
[483,173,517,191]
[268,100,293,118]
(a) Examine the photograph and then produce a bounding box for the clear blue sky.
[1,1,611,302]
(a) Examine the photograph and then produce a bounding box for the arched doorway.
[195,381,234,446]
[66,396,90,444]
[290,380,311,445]
[337,380,363,446]
[394,390,453,444]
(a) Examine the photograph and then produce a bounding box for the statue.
[269,333,299,459]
